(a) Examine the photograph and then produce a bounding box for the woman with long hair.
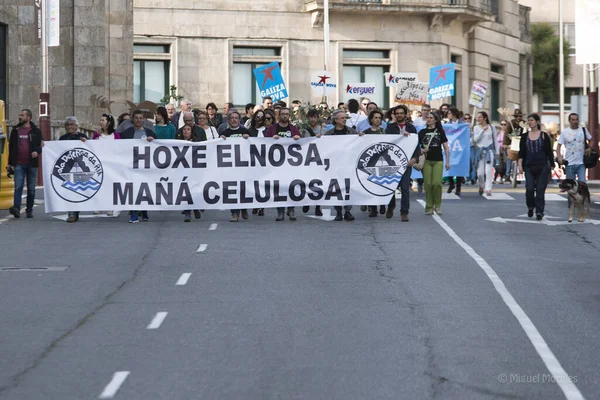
[264,109,276,128]
[419,111,450,215]
[93,114,119,140]
[154,106,176,140]
[117,112,130,128]
[196,110,219,139]
[518,113,555,220]
[92,114,119,216]
[473,111,498,196]
[248,109,267,137]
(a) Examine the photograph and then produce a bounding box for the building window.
[491,63,504,74]
[0,24,6,106]
[134,44,171,103]
[490,79,501,121]
[564,24,576,56]
[232,47,281,107]
[343,49,390,109]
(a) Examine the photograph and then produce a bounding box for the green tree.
[532,23,571,102]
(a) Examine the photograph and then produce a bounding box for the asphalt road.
[0,186,599,400]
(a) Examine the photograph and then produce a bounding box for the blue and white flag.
[428,63,455,101]
[411,123,470,179]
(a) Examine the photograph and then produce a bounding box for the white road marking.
[146,312,168,330]
[99,371,130,399]
[442,193,461,200]
[546,194,567,201]
[196,244,208,253]
[306,208,336,221]
[417,199,585,400]
[482,193,515,201]
[209,223,218,231]
[52,212,121,221]
[176,273,192,286]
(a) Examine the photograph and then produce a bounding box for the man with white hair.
[171,99,193,130]
[325,110,357,221]
[166,103,176,120]
[176,112,207,141]
[59,116,89,223]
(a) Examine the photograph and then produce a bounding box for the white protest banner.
[394,81,428,106]
[384,72,418,87]
[344,83,376,100]
[468,81,488,108]
[310,70,337,98]
[43,136,418,212]
[48,0,60,47]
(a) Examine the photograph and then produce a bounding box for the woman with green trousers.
[419,112,450,215]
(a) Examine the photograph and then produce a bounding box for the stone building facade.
[0,0,133,130]
[133,0,532,122]
[0,0,532,128]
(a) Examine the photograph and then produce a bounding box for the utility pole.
[558,0,565,132]
[322,0,330,105]
[589,64,599,180]
[39,0,51,185]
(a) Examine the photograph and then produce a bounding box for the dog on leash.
[559,179,591,222]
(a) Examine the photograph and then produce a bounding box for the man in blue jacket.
[384,105,421,222]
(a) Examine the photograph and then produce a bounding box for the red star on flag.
[388,74,395,83]
[258,65,277,89]
[318,75,330,85]
[431,66,452,86]
[346,84,352,92]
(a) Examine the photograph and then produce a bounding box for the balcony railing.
[519,4,532,43]
[316,0,495,14]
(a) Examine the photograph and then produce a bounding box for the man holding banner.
[384,105,420,222]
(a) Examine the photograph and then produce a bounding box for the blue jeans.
[470,146,481,182]
[505,156,513,177]
[13,164,38,211]
[565,164,586,207]
[388,167,412,214]
[565,164,586,182]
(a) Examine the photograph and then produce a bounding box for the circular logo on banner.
[356,142,409,196]
[51,148,104,203]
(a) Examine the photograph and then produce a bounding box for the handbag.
[414,131,436,171]
[583,128,599,168]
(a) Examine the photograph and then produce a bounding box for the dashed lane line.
[146,312,168,330]
[209,223,218,231]
[417,199,584,400]
[196,244,208,253]
[175,273,192,286]
[99,371,130,399]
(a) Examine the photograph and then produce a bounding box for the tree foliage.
[532,23,571,102]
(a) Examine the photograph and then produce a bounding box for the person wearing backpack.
[556,113,592,183]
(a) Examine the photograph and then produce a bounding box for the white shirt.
[346,113,367,129]
[558,127,591,165]
[355,119,387,133]
[412,117,425,127]
[473,125,498,154]
[203,126,219,140]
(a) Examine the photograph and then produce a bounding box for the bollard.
[0,100,14,209]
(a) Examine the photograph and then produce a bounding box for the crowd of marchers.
[5,95,594,223]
